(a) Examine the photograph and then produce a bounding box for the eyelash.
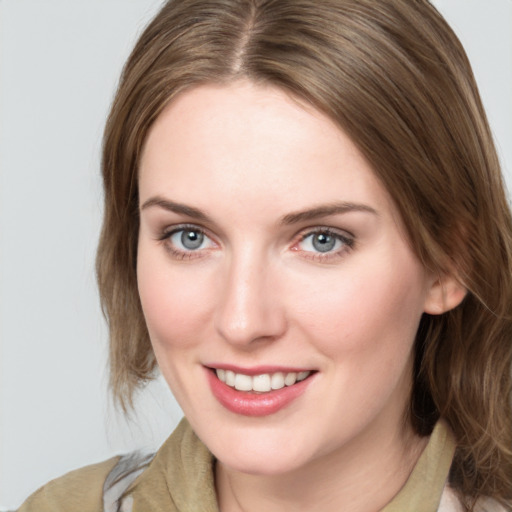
[158,224,216,260]
[294,228,355,262]
[157,224,355,262]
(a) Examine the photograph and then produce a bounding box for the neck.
[215,420,428,512]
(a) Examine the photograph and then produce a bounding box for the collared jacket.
[17,419,504,512]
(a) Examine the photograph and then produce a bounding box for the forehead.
[139,80,397,223]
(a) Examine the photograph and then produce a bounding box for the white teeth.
[234,373,252,391]
[270,372,285,390]
[253,374,271,392]
[225,370,236,386]
[297,371,309,381]
[215,369,311,393]
[284,372,297,386]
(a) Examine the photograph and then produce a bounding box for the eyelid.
[298,225,354,240]
[291,226,355,261]
[295,225,355,244]
[158,223,218,260]
[159,223,212,240]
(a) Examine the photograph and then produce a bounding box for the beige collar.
[382,420,456,512]
[129,419,456,512]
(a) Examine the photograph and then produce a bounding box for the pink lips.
[205,366,315,417]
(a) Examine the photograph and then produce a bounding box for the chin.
[198,421,320,476]
[217,448,310,476]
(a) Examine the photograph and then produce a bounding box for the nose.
[214,249,287,347]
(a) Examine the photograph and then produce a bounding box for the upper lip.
[205,364,315,376]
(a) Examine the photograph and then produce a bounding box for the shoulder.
[17,456,120,512]
[439,486,510,512]
[473,496,511,512]
[16,420,213,512]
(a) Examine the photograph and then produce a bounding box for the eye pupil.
[181,230,204,250]
[312,233,336,253]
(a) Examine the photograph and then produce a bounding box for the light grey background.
[1,0,511,509]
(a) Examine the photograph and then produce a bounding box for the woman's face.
[137,81,436,475]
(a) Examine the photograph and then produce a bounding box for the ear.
[423,273,467,315]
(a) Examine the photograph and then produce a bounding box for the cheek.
[288,252,427,360]
[137,247,215,351]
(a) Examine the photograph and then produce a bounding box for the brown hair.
[97,0,512,506]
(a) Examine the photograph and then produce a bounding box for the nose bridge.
[214,243,286,346]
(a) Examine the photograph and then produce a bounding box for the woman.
[18,0,512,511]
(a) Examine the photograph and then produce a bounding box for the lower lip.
[206,369,314,417]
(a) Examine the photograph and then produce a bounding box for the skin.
[137,81,464,512]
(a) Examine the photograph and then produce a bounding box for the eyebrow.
[280,202,378,224]
[140,196,378,224]
[140,197,209,221]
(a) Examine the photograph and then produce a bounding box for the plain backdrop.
[1,0,511,509]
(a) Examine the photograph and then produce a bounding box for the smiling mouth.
[214,369,313,393]
[206,366,317,416]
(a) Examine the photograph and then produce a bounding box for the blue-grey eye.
[181,229,203,249]
[298,230,349,254]
[312,233,336,252]
[170,228,213,251]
